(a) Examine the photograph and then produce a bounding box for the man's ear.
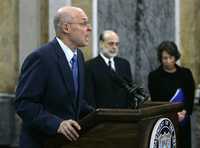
[63,23,71,34]
[99,41,104,49]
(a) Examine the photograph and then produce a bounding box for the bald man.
[15,6,93,148]
[85,30,132,108]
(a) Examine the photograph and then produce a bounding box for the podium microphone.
[109,69,148,109]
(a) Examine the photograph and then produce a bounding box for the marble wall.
[48,0,71,41]
[180,2,200,147]
[0,0,198,146]
[72,0,93,60]
[0,0,19,146]
[180,0,200,85]
[19,0,49,66]
[98,0,175,90]
[0,0,19,93]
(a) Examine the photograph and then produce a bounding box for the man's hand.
[177,109,187,122]
[57,119,81,141]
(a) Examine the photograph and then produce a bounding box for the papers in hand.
[170,88,185,103]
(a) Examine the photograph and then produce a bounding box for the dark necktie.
[70,54,78,96]
[108,60,112,69]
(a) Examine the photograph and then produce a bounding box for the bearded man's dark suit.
[14,38,92,148]
[85,55,132,108]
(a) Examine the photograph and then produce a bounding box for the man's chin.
[84,40,89,46]
[109,53,117,58]
[78,43,88,48]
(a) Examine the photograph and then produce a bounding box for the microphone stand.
[109,69,148,109]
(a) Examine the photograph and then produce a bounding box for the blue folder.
[170,88,185,103]
[170,88,188,126]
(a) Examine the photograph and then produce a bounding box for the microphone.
[109,69,148,109]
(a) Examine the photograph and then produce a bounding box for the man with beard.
[85,30,132,108]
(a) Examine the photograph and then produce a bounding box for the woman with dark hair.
[148,41,195,148]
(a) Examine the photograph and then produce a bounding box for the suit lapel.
[58,55,75,93]
[52,38,75,94]
[114,57,120,73]
[98,55,119,74]
[97,55,110,71]
[77,49,87,107]
[77,50,83,96]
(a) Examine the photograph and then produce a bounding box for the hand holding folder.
[170,88,188,126]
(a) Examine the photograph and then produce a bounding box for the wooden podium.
[45,101,183,148]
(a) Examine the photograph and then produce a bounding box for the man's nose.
[87,24,92,31]
[112,46,117,50]
[113,43,118,49]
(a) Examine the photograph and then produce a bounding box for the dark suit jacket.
[85,55,132,108]
[15,38,92,148]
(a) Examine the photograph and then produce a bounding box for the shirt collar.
[56,37,77,63]
[100,52,114,65]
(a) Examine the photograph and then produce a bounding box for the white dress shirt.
[56,37,77,68]
[100,52,116,71]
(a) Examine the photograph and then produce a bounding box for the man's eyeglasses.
[107,41,120,47]
[68,21,90,27]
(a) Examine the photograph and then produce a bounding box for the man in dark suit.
[14,6,93,148]
[85,30,132,108]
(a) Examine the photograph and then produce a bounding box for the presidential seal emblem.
[149,118,176,148]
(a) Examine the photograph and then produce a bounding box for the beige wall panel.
[180,0,200,85]
[72,0,93,60]
[0,0,19,93]
[40,0,49,44]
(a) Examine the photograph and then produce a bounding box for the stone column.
[48,0,71,41]
[0,0,19,146]
[71,0,93,60]
[180,2,200,146]
[0,0,19,93]
[180,0,200,85]
[19,0,49,66]
[19,0,41,66]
